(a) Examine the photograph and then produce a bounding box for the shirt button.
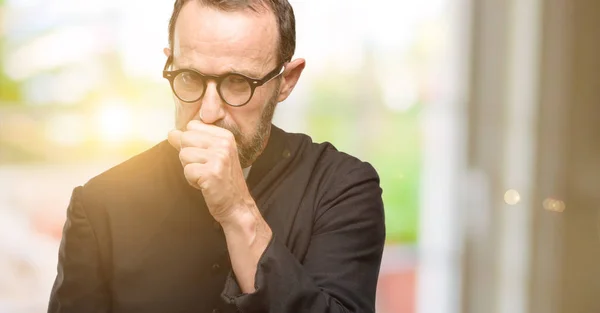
[212,263,221,272]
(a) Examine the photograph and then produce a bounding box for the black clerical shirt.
[48,125,386,313]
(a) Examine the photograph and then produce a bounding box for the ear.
[164,47,172,58]
[277,58,306,102]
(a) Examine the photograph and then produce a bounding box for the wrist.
[221,204,272,246]
[221,207,257,235]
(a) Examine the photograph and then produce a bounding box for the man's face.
[169,2,282,168]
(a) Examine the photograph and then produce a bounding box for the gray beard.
[215,91,278,168]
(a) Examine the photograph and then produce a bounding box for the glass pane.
[220,74,252,105]
[174,72,204,101]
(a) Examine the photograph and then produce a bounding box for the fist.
[168,120,252,222]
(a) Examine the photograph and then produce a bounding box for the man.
[48,0,386,312]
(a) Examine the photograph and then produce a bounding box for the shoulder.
[283,131,385,236]
[79,140,177,201]
[281,128,381,190]
[288,130,378,176]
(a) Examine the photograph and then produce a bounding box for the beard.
[213,89,279,168]
[174,82,280,168]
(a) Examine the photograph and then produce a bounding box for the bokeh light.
[504,189,521,205]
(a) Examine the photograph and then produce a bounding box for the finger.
[179,147,211,167]
[180,130,213,149]
[168,129,183,151]
[187,120,233,139]
[186,122,237,153]
[183,163,209,190]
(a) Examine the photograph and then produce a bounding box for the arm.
[47,187,110,313]
[221,163,386,313]
[221,206,273,294]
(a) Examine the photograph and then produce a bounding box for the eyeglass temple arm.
[259,63,286,85]
[163,56,174,78]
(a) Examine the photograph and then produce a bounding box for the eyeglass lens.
[173,71,252,105]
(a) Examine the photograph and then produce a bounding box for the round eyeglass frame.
[162,56,285,107]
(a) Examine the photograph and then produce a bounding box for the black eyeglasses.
[162,56,284,107]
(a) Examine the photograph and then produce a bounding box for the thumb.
[167,129,183,151]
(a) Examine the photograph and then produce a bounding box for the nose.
[198,81,226,124]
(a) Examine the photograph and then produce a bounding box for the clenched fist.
[168,120,254,223]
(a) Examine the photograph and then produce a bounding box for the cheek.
[174,100,201,129]
[230,90,269,130]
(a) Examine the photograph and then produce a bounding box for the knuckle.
[179,150,188,165]
[184,163,200,177]
[180,131,192,147]
[224,131,235,142]
[215,150,228,164]
[179,147,195,165]
[183,163,194,176]
[199,179,210,190]
[220,139,231,149]
[212,164,221,176]
[187,119,200,130]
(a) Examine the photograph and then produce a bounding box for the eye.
[228,75,247,84]
[180,72,202,86]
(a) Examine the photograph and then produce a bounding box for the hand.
[168,120,254,223]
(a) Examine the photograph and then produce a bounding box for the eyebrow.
[228,66,263,79]
[173,61,262,79]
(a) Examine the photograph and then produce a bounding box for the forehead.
[173,2,279,74]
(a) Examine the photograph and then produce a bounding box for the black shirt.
[48,125,386,313]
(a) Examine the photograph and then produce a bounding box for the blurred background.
[0,0,599,312]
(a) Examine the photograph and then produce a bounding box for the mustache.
[213,120,242,143]
[177,117,242,144]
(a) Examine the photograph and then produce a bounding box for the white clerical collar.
[242,166,251,180]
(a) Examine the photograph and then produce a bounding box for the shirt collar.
[242,166,251,180]
[244,124,286,191]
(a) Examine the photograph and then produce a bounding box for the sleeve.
[47,186,111,313]
[221,162,386,313]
